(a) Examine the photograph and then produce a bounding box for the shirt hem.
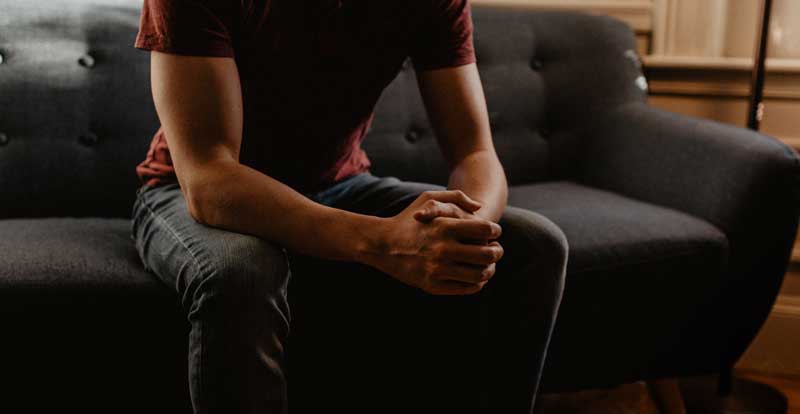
[134,33,235,58]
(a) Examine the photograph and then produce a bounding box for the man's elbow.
[181,161,239,226]
[183,178,229,226]
[184,184,212,225]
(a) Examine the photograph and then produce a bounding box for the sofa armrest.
[580,101,800,367]
[582,102,800,248]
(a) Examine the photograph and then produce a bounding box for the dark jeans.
[131,173,567,414]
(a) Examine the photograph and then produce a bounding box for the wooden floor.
[740,371,800,414]
[534,371,800,414]
[535,381,658,413]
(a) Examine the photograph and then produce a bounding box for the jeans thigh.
[317,174,445,216]
[131,183,290,305]
[131,183,202,290]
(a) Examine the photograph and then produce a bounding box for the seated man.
[131,0,567,413]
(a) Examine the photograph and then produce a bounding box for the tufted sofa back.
[0,1,646,219]
[365,7,647,186]
[0,0,157,219]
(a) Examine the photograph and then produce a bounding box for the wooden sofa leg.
[647,379,687,414]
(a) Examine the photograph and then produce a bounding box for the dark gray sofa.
[2,1,799,412]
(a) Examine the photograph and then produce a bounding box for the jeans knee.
[499,206,568,299]
[186,234,291,321]
[219,235,289,300]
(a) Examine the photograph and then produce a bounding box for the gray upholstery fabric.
[579,102,800,365]
[0,218,161,294]
[365,7,647,185]
[0,218,189,413]
[581,102,800,253]
[0,1,157,219]
[508,181,728,275]
[508,181,730,390]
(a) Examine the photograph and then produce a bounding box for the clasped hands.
[368,190,504,295]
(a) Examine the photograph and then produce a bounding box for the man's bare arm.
[150,52,502,294]
[150,52,382,262]
[416,63,508,222]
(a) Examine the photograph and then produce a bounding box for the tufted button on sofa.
[2,1,799,413]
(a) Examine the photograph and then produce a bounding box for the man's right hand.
[361,190,504,296]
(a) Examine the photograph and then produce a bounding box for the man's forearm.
[186,160,382,262]
[447,149,508,222]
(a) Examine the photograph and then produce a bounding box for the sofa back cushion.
[0,1,644,219]
[365,6,646,186]
[0,0,157,218]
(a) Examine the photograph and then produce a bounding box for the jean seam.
[135,192,212,400]
[137,194,209,279]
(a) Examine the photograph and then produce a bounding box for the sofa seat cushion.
[0,218,166,295]
[509,180,729,275]
[509,181,730,391]
[0,218,189,412]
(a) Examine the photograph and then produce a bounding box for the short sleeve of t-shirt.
[410,0,476,72]
[135,0,236,57]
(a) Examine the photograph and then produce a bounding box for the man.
[130,0,568,413]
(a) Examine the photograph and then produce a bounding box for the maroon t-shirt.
[135,0,476,193]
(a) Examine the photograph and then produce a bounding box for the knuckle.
[428,262,442,277]
[448,205,464,218]
[423,262,437,278]
[431,243,446,260]
[481,266,494,280]
[435,220,451,235]
[492,248,503,262]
